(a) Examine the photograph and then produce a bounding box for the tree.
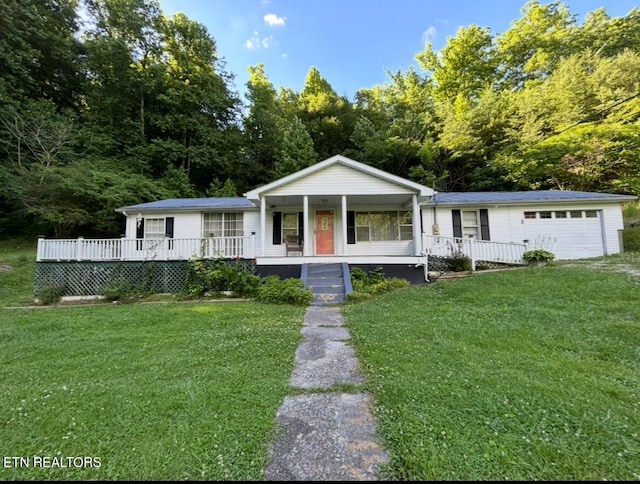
[297,67,355,160]
[417,25,497,102]
[496,0,576,88]
[243,64,283,183]
[274,116,317,178]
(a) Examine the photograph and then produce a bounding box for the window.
[585,210,598,218]
[539,211,552,219]
[144,218,165,238]
[554,211,567,218]
[283,213,299,240]
[570,210,583,218]
[355,211,412,242]
[524,212,537,219]
[203,213,243,237]
[462,210,479,238]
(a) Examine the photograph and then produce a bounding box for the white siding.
[262,204,416,257]
[243,211,261,257]
[125,212,201,239]
[423,202,626,260]
[267,164,414,196]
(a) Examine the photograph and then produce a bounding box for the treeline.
[1,0,638,238]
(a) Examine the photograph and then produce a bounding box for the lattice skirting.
[34,261,189,298]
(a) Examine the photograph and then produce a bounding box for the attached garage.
[422,191,636,260]
[522,208,605,259]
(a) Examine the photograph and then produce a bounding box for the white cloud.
[264,13,286,27]
[245,31,273,50]
[422,26,437,44]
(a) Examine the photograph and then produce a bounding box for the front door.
[315,210,334,255]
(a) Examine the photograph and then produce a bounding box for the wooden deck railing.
[37,236,256,262]
[421,234,527,270]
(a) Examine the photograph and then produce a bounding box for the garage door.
[523,209,604,260]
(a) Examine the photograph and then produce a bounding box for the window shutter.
[165,217,174,238]
[479,209,490,241]
[452,210,462,238]
[273,212,282,245]
[298,212,304,244]
[347,211,356,244]
[136,218,145,239]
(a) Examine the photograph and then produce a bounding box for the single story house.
[36,155,636,284]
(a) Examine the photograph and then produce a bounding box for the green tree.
[274,116,317,178]
[417,24,497,102]
[243,64,283,183]
[297,67,355,160]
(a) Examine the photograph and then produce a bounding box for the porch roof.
[244,154,434,201]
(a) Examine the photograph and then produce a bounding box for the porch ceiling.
[264,194,415,208]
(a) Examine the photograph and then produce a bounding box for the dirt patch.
[559,258,640,278]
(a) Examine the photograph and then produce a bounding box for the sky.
[158,0,639,101]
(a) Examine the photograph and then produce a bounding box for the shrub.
[102,278,136,303]
[348,267,410,301]
[369,277,410,294]
[256,276,312,305]
[523,249,555,263]
[37,282,66,305]
[622,227,640,252]
[181,258,260,298]
[445,254,472,272]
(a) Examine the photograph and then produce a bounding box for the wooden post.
[77,236,84,262]
[36,235,45,262]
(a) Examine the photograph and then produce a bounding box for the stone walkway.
[265,305,389,481]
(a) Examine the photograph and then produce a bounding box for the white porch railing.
[421,235,527,270]
[37,236,256,262]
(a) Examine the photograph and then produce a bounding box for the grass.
[343,265,640,480]
[0,243,305,480]
[0,239,38,306]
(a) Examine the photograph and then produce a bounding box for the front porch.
[37,235,528,267]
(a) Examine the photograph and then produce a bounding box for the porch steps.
[303,263,349,305]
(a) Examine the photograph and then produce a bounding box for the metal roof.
[116,197,258,213]
[422,190,636,206]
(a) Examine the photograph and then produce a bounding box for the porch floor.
[256,255,423,266]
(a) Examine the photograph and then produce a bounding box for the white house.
[36,155,636,282]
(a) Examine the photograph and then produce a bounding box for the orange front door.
[315,210,334,255]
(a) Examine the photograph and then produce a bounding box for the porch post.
[303,195,310,256]
[260,196,266,257]
[341,195,347,256]
[412,194,421,256]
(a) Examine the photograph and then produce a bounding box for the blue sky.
[159,0,639,101]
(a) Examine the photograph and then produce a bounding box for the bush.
[256,276,312,305]
[523,249,555,263]
[369,277,410,294]
[181,258,261,298]
[102,278,136,303]
[622,227,640,252]
[37,282,66,305]
[445,254,472,272]
[348,267,410,300]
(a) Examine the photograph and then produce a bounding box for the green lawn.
[0,243,304,480]
[344,263,640,480]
